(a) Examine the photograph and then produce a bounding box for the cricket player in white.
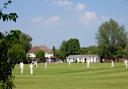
[34,61,38,68]
[19,62,24,74]
[29,63,33,75]
[45,61,47,70]
[124,59,128,69]
[87,59,90,69]
[111,60,114,69]
[68,59,71,67]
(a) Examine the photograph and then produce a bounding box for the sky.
[0,0,128,48]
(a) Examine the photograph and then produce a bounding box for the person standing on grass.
[124,59,128,69]
[68,59,71,67]
[87,59,90,69]
[19,61,24,74]
[111,59,114,69]
[29,62,33,75]
[44,61,47,70]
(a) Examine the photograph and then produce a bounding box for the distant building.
[66,55,100,63]
[27,45,53,61]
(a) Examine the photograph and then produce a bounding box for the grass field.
[13,63,128,89]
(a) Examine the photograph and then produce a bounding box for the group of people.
[109,59,127,69]
[19,59,128,75]
[86,59,128,69]
[68,59,128,69]
[19,60,38,75]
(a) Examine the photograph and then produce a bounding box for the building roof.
[66,55,99,59]
[28,45,52,53]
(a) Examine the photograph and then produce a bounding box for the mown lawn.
[13,63,128,89]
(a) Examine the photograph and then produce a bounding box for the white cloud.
[48,16,60,23]
[31,16,44,23]
[44,0,99,25]
[56,0,72,6]
[80,11,98,24]
[30,16,60,25]
[46,0,72,7]
[75,3,86,12]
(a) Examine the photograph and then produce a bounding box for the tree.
[0,30,32,89]
[60,38,80,58]
[8,30,32,62]
[96,19,128,62]
[0,31,20,89]
[80,46,98,54]
[60,40,67,58]
[0,1,19,89]
[52,46,56,57]
[35,50,45,62]
[7,44,26,63]
[19,32,32,53]
[54,49,65,60]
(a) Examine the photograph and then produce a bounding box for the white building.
[66,55,100,63]
[27,45,53,61]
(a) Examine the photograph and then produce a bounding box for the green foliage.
[0,30,32,89]
[54,49,65,60]
[52,46,65,60]
[0,31,18,89]
[60,40,67,57]
[60,38,80,58]
[7,44,26,63]
[116,48,128,59]
[0,12,18,22]
[80,46,98,54]
[0,0,18,22]
[35,50,45,62]
[0,79,15,89]
[52,46,56,57]
[19,33,32,53]
[7,30,32,62]
[96,19,128,60]
[0,1,19,88]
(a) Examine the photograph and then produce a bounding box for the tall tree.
[60,40,67,58]
[52,46,56,57]
[60,38,80,58]
[0,1,19,89]
[96,19,128,61]
[0,31,20,89]
[0,30,32,89]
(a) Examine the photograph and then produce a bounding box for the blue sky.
[0,0,128,48]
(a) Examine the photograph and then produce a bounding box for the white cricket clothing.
[20,62,24,74]
[111,60,114,69]
[34,61,38,68]
[68,60,71,67]
[29,63,33,75]
[87,59,90,68]
[45,62,47,70]
[124,59,128,69]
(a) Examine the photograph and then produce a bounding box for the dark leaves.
[0,12,18,22]
[0,0,18,22]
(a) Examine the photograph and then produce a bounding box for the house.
[66,55,100,63]
[27,45,53,62]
